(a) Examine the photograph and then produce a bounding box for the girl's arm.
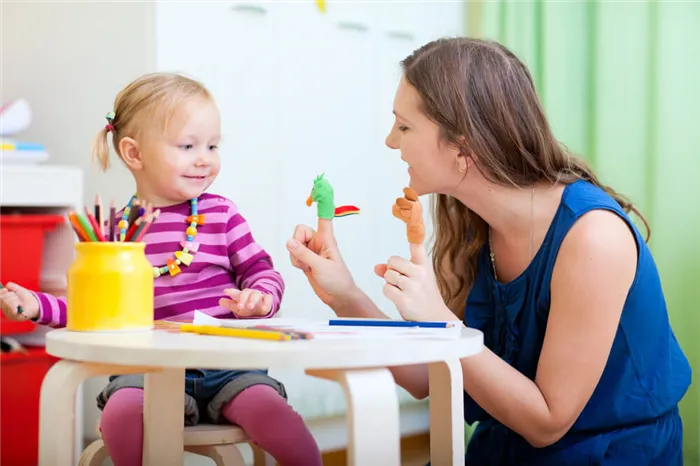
[30,291,68,328]
[225,202,284,317]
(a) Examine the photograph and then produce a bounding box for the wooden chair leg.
[252,444,277,466]
[78,439,110,466]
[186,444,245,466]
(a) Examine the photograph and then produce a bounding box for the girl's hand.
[220,288,273,317]
[375,243,456,322]
[0,282,40,321]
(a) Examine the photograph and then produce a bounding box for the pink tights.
[100,385,321,466]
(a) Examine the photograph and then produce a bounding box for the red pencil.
[84,208,106,242]
[132,210,160,242]
[124,218,141,242]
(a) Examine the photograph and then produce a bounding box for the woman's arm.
[333,287,432,399]
[458,209,637,447]
[288,223,432,398]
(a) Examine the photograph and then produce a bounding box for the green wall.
[466,1,700,462]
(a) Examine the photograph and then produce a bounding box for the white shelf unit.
[0,163,84,462]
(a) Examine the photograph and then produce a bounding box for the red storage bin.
[0,347,59,465]
[0,214,65,335]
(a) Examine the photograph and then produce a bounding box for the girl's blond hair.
[91,72,212,171]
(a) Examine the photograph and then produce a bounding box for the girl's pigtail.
[91,112,115,172]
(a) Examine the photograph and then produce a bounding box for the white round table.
[39,326,483,466]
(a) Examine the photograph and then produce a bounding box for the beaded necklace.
[121,195,204,278]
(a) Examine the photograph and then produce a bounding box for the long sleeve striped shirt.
[33,193,285,327]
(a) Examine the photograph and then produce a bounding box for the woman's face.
[385,77,464,196]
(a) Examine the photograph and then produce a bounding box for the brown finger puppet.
[392,187,425,244]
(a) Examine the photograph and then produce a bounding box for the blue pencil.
[328,319,454,329]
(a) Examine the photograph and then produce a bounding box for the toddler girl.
[0,72,321,466]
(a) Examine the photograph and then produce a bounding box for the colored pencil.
[180,324,293,341]
[94,194,103,238]
[124,217,142,242]
[127,199,141,228]
[67,212,90,242]
[132,210,159,242]
[84,208,106,242]
[108,200,116,242]
[75,212,98,242]
[328,319,456,328]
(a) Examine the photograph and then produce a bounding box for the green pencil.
[0,282,24,315]
[75,212,98,242]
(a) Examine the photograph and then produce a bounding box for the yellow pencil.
[180,324,293,341]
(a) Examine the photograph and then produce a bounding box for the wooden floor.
[321,433,430,466]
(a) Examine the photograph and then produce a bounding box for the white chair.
[79,423,274,466]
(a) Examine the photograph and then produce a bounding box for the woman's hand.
[286,219,357,307]
[375,241,456,322]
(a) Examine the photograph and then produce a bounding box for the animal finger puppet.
[306,173,360,219]
[392,187,425,244]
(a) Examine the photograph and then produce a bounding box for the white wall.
[154,1,464,323]
[1,0,156,206]
[2,0,465,455]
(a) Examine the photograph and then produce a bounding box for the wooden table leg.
[308,368,400,466]
[39,361,155,465]
[428,359,464,465]
[143,368,186,466]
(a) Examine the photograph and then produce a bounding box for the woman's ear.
[118,137,143,171]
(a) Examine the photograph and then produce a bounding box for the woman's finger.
[386,255,418,277]
[292,224,315,245]
[382,283,404,309]
[374,263,388,278]
[383,269,404,289]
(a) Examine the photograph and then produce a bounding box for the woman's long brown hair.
[400,38,650,316]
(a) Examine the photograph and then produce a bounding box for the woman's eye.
[398,126,409,132]
[179,144,194,150]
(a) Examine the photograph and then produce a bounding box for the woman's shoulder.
[560,180,623,217]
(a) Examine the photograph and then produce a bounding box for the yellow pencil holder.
[67,242,154,332]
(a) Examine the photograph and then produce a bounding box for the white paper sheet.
[191,311,462,340]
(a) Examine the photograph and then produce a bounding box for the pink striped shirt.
[34,193,284,327]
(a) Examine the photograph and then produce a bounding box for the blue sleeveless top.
[463,180,691,465]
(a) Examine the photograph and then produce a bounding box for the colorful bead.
[175,250,194,266]
[181,241,199,253]
[124,195,198,279]
[167,258,181,276]
[185,214,205,225]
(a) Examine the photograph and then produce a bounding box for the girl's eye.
[208,145,218,151]
[180,144,194,150]
[398,126,409,132]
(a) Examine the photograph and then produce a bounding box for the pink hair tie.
[105,124,114,132]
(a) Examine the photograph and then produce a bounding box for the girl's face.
[138,97,221,206]
[384,77,464,196]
